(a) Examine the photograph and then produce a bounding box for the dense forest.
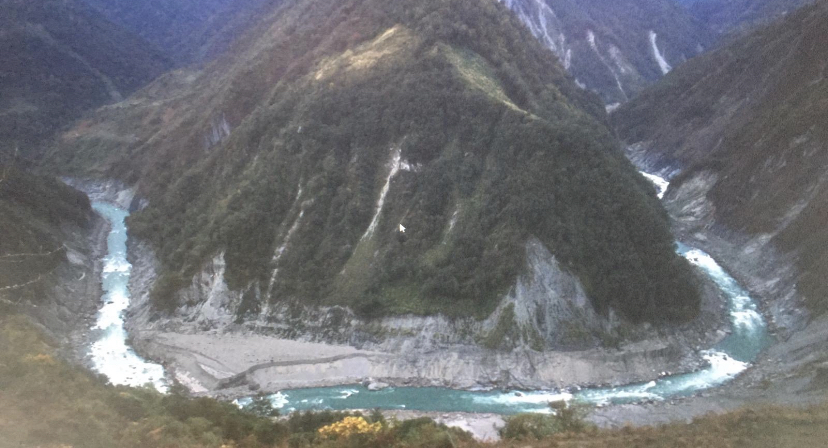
[0,167,91,298]
[0,0,170,160]
[50,0,700,324]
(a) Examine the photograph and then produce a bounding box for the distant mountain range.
[79,0,281,63]
[677,0,815,34]
[502,0,713,105]
[0,0,170,160]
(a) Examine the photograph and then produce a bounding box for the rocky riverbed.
[57,175,828,439]
[122,229,730,397]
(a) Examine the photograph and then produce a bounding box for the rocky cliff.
[0,170,106,361]
[502,0,713,105]
[123,230,725,393]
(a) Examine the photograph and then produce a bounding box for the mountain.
[0,167,90,294]
[0,0,171,160]
[50,0,699,329]
[677,0,815,35]
[501,0,713,106]
[614,0,828,314]
[0,165,99,343]
[80,0,280,63]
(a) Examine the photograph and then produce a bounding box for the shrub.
[318,416,382,439]
[501,400,591,440]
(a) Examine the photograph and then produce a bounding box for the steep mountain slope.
[0,167,91,295]
[502,0,713,105]
[0,164,103,345]
[614,0,828,314]
[677,0,814,34]
[51,0,699,329]
[80,0,280,63]
[0,0,171,159]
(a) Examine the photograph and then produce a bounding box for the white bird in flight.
[399,224,406,233]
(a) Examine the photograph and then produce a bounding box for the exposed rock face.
[0,174,106,363]
[124,228,724,394]
[661,167,808,338]
[128,237,654,350]
[620,145,807,339]
[501,0,713,104]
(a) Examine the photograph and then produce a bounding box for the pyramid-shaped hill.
[50,0,700,337]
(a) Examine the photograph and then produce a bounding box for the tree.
[246,393,281,418]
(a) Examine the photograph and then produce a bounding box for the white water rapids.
[88,202,167,392]
[86,171,769,413]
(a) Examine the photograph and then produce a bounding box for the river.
[87,172,771,413]
[89,202,167,392]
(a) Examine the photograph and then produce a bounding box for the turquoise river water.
[88,171,772,413]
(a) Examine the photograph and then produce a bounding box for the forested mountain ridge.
[0,0,171,160]
[502,0,713,105]
[614,0,828,314]
[50,0,699,325]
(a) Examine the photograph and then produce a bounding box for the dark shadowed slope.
[615,0,828,314]
[80,0,282,64]
[0,0,171,159]
[0,166,91,304]
[677,0,815,35]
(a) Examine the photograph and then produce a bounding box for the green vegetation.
[614,0,828,315]
[52,0,699,324]
[0,0,170,159]
[500,401,591,440]
[492,400,828,448]
[0,165,91,298]
[0,314,281,447]
[0,313,474,448]
[484,303,518,349]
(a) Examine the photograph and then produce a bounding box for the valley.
[2,0,828,446]
[58,172,771,439]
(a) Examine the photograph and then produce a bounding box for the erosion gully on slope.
[86,172,771,414]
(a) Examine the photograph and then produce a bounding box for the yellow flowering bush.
[23,353,56,365]
[317,416,382,439]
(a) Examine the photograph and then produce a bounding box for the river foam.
[87,186,768,414]
[90,202,167,392]
[239,171,769,414]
